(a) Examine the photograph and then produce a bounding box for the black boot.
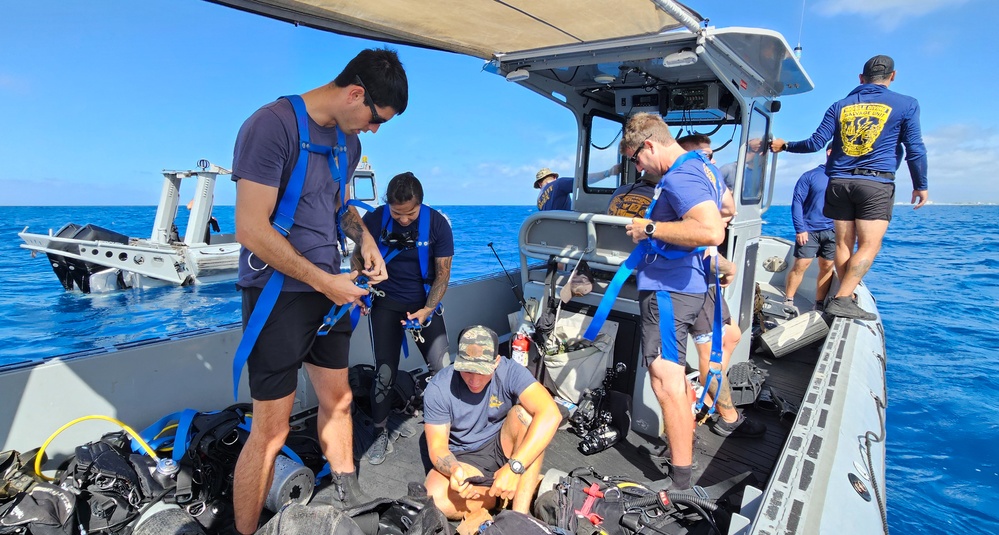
[327,470,371,509]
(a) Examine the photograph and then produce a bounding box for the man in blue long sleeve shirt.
[771,55,929,320]
[784,149,836,313]
[534,167,573,211]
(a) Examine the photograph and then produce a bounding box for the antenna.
[794,0,806,59]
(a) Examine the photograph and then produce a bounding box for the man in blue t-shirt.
[534,167,573,211]
[422,326,560,520]
[230,48,407,534]
[784,148,836,313]
[619,113,727,490]
[772,55,929,320]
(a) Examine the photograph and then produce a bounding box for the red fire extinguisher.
[511,332,530,367]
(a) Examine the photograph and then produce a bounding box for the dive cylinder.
[265,455,315,513]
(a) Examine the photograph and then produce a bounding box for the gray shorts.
[639,290,705,366]
[692,289,732,340]
[793,229,836,260]
[453,433,507,479]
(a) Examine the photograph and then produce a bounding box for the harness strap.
[232,94,347,400]
[376,205,440,358]
[583,151,707,342]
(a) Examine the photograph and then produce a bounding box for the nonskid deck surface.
[302,343,819,521]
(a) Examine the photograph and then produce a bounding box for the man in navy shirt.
[422,326,560,519]
[620,113,726,490]
[784,148,836,313]
[534,167,573,211]
[772,55,928,320]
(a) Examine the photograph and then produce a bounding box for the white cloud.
[815,0,968,29]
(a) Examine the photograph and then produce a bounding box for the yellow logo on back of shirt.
[839,103,892,157]
[489,395,504,409]
[608,193,652,218]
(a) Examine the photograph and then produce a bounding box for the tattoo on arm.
[515,406,530,427]
[340,207,366,243]
[434,453,458,477]
[425,257,452,310]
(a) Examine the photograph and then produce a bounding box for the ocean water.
[1,204,997,533]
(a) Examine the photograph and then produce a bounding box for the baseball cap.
[534,168,558,189]
[453,325,500,375]
[862,55,894,77]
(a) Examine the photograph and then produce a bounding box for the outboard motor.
[45,222,83,290]
[65,224,130,293]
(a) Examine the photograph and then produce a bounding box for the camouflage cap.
[454,325,500,375]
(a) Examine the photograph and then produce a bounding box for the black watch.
[644,222,657,237]
[508,459,525,475]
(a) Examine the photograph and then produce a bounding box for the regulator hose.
[34,415,159,481]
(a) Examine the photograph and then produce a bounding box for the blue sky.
[0,0,991,206]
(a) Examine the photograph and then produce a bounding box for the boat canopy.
[208,0,703,59]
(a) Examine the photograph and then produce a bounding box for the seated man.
[423,325,561,520]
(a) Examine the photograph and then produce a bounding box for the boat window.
[352,176,376,203]
[583,113,625,192]
[740,106,770,204]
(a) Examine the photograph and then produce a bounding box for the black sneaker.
[367,429,393,466]
[824,297,876,321]
[711,412,766,438]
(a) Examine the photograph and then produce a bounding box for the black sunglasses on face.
[628,135,653,164]
[355,75,387,125]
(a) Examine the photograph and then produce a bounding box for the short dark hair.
[385,171,423,205]
[676,134,712,151]
[334,48,409,115]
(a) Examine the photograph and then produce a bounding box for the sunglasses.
[628,135,653,164]
[355,75,387,125]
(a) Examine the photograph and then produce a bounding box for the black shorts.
[793,229,836,260]
[639,290,705,366]
[454,433,507,478]
[824,178,895,222]
[241,287,353,401]
[691,289,732,339]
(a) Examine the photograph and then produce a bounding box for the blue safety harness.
[583,150,726,415]
[232,94,369,400]
[375,205,442,357]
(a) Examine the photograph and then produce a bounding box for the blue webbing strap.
[374,205,437,359]
[583,151,704,342]
[656,291,679,362]
[695,258,725,415]
[232,94,346,400]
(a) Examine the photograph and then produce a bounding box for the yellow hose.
[34,415,159,481]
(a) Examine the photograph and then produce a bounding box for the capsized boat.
[1,1,888,534]
[18,157,380,293]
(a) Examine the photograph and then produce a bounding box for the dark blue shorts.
[793,229,836,260]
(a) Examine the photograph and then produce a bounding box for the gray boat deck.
[299,340,821,531]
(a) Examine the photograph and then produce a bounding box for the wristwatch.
[644,222,657,237]
[508,459,525,475]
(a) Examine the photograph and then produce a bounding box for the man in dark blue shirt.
[784,148,836,313]
[534,167,573,211]
[772,55,929,320]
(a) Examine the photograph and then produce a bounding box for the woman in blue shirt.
[353,172,454,465]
